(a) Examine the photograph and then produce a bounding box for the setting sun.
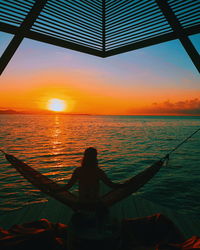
[47,98,67,112]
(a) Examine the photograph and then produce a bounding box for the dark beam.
[1,21,199,59]
[156,0,200,73]
[0,23,18,35]
[26,30,104,57]
[0,23,105,58]
[105,24,200,57]
[105,32,177,57]
[0,0,48,75]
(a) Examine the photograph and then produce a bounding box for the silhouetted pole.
[156,0,200,74]
[0,0,48,75]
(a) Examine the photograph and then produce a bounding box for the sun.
[47,98,67,112]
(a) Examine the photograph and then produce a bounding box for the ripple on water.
[0,115,200,214]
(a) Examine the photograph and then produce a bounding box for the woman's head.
[81,147,98,168]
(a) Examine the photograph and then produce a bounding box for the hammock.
[2,152,165,211]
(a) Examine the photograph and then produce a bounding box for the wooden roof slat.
[0,0,48,75]
[0,0,199,74]
[155,0,200,73]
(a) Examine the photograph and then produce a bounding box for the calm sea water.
[0,115,200,215]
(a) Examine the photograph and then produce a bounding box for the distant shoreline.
[0,110,90,116]
[0,110,199,117]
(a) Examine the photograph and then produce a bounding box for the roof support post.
[0,0,48,75]
[156,0,200,73]
[102,0,106,56]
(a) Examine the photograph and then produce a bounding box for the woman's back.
[61,147,123,203]
[77,167,102,202]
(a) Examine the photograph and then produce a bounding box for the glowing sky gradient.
[0,32,199,115]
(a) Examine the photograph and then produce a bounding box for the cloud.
[151,99,200,115]
[129,98,200,115]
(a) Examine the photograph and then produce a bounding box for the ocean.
[0,115,200,216]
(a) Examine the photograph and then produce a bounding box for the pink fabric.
[0,218,199,250]
[0,219,68,250]
[156,236,200,249]
[174,236,200,249]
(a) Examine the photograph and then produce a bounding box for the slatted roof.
[0,0,199,74]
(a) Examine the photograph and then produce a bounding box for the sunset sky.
[0,32,200,115]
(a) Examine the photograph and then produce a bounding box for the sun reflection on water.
[52,116,62,151]
[0,115,200,213]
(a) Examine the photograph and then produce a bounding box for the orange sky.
[1,69,200,115]
[0,35,200,115]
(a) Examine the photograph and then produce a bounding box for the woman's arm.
[100,158,166,190]
[55,168,79,191]
[99,169,125,189]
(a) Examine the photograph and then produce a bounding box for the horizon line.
[0,109,200,117]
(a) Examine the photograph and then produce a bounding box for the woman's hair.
[81,147,98,168]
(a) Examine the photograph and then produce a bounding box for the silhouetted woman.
[59,147,124,203]
[60,148,185,249]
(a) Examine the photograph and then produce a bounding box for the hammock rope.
[160,127,200,163]
[168,127,200,156]
[0,127,199,212]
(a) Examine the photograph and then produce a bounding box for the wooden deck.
[0,194,199,239]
